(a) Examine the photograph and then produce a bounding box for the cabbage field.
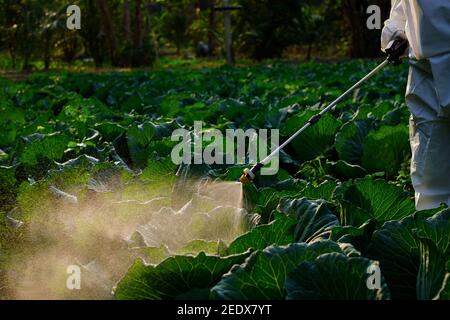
[0,60,448,300]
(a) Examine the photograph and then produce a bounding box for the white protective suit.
[381,0,450,210]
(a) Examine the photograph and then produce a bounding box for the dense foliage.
[0,0,390,70]
[0,60,448,300]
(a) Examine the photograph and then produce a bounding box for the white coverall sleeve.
[381,0,407,51]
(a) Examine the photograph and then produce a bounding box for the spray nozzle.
[239,162,263,184]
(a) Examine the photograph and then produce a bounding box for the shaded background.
[0,0,391,71]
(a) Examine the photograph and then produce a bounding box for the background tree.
[342,0,391,58]
[157,0,196,55]
[79,0,108,68]
[234,0,304,60]
[0,0,393,70]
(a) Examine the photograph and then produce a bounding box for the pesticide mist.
[4,160,249,300]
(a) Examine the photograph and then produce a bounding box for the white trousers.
[406,58,450,210]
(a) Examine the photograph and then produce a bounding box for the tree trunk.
[44,32,51,71]
[134,0,143,49]
[208,2,216,56]
[146,1,159,61]
[223,0,233,65]
[342,0,391,58]
[124,0,131,45]
[22,3,31,70]
[306,42,313,60]
[80,0,105,68]
[97,0,119,65]
[9,45,16,69]
[342,0,363,57]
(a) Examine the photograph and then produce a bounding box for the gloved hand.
[380,0,407,55]
[381,19,409,65]
[390,31,408,57]
[385,36,409,65]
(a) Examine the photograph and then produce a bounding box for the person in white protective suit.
[381,0,450,210]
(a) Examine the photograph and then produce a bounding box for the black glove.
[385,37,409,65]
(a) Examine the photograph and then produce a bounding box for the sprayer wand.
[239,38,408,184]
